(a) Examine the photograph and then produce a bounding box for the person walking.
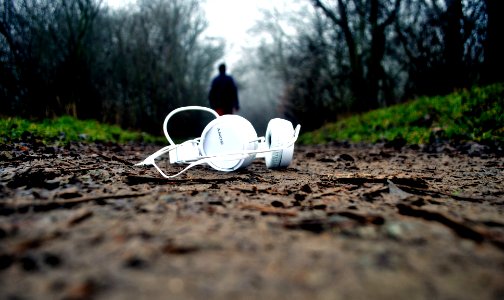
[208,63,239,115]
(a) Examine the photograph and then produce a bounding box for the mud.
[1,142,503,300]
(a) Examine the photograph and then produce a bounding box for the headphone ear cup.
[200,115,258,171]
[264,118,295,169]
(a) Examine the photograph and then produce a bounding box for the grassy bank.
[0,115,162,144]
[2,83,502,146]
[299,83,504,146]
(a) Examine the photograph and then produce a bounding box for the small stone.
[159,194,177,203]
[0,151,13,160]
[20,255,39,272]
[305,152,316,158]
[44,146,57,154]
[294,193,306,201]
[0,254,14,270]
[44,179,61,190]
[57,187,82,199]
[337,154,355,162]
[386,223,404,239]
[43,253,62,268]
[300,184,313,193]
[64,279,96,299]
[271,200,285,208]
[0,228,6,239]
[355,226,378,239]
[124,256,147,269]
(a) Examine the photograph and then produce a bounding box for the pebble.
[385,223,404,239]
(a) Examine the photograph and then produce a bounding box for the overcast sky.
[202,0,276,67]
[105,0,276,68]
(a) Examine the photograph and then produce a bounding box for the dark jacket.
[208,74,239,115]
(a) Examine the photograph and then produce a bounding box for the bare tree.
[250,0,488,130]
[310,0,401,110]
[483,0,504,83]
[250,3,351,130]
[0,0,223,134]
[98,0,224,132]
[0,0,103,118]
[395,0,487,97]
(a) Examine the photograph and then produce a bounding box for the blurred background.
[0,0,501,137]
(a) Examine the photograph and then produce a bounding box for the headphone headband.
[136,106,301,178]
[163,106,219,146]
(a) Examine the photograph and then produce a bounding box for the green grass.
[0,115,163,144]
[299,83,504,145]
[2,83,503,146]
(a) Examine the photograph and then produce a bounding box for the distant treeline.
[0,0,223,134]
[1,0,503,134]
[254,0,503,130]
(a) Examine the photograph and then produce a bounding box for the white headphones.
[135,106,301,178]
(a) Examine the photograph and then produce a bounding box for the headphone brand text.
[217,128,224,145]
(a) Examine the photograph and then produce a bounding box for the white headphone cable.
[136,125,300,178]
[163,106,219,146]
[137,105,301,178]
[134,138,200,166]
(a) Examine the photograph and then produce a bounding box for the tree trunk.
[484,0,504,83]
[444,0,464,89]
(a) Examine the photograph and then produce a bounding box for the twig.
[0,192,151,215]
[126,175,244,185]
[322,174,500,204]
[54,191,150,205]
[239,203,298,217]
[67,209,94,226]
[94,151,135,167]
[327,210,385,225]
[397,204,504,251]
[321,175,429,188]
[395,185,502,204]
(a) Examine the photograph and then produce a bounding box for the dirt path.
[1,142,503,300]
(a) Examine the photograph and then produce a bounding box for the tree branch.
[310,0,341,26]
[380,0,402,29]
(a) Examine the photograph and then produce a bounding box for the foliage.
[254,0,491,130]
[0,0,224,134]
[0,116,163,145]
[299,83,504,145]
